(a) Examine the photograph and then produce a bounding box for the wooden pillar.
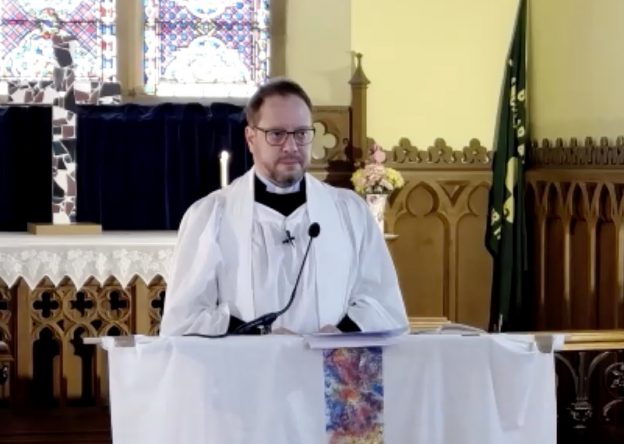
[535,209,548,329]
[133,278,151,335]
[562,215,572,328]
[617,221,624,328]
[587,217,598,327]
[349,53,370,162]
[14,279,32,409]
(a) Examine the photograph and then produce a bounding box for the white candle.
[220,151,230,188]
[0,81,8,103]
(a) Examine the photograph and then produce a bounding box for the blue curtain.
[0,106,52,231]
[75,103,250,230]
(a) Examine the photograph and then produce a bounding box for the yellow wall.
[285,0,624,148]
[285,0,352,106]
[529,0,624,142]
[350,0,519,150]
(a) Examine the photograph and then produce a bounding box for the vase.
[365,193,387,234]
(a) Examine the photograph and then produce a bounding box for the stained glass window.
[0,0,116,82]
[144,0,270,97]
[0,1,119,224]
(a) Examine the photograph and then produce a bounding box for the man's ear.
[245,126,255,153]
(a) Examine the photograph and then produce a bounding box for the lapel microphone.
[282,229,296,245]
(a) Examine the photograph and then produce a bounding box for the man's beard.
[270,164,304,187]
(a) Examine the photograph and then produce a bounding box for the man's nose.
[281,134,298,152]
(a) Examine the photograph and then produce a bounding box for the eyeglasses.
[254,126,316,146]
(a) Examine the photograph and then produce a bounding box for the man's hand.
[318,325,341,334]
[272,326,296,335]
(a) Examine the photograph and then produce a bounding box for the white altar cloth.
[99,334,557,444]
[0,231,176,287]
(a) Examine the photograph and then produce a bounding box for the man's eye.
[269,130,286,138]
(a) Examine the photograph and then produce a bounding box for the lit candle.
[220,150,230,188]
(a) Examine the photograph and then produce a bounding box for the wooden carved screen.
[528,138,624,331]
[383,139,493,329]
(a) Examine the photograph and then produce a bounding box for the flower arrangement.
[351,143,405,195]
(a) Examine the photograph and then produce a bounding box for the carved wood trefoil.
[389,138,491,169]
[529,137,624,168]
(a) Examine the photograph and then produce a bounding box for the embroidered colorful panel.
[143,0,270,97]
[324,347,384,444]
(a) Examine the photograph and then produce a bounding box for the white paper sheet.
[303,326,409,349]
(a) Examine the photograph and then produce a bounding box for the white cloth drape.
[104,334,557,444]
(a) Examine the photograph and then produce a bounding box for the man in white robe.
[160,79,408,336]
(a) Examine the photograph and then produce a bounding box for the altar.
[0,232,177,407]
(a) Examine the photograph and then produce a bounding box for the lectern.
[87,333,560,444]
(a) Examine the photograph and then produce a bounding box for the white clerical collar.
[255,171,303,195]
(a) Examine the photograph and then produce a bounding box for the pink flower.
[372,149,385,164]
[370,143,386,164]
[351,143,404,195]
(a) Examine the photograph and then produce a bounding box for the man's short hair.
[245,78,313,126]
